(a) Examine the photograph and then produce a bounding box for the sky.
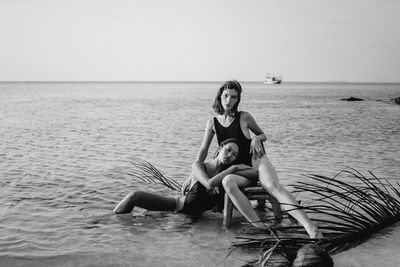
[0,0,399,82]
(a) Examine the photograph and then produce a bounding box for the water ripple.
[0,82,399,265]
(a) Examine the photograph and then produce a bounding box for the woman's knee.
[259,177,281,194]
[222,174,239,192]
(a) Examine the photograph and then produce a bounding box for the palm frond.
[119,156,182,191]
[233,169,400,266]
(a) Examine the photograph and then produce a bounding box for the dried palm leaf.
[121,156,181,191]
[233,169,400,266]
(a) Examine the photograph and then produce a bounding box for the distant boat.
[264,74,282,84]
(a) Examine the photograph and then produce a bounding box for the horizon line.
[1,80,400,84]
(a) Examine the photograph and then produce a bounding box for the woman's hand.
[250,135,265,160]
[207,187,220,195]
[181,177,191,195]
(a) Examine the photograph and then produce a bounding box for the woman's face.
[221,89,239,112]
[218,142,239,165]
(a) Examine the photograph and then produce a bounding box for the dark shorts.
[179,182,224,214]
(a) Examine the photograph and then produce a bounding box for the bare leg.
[113,191,177,214]
[254,156,323,238]
[173,195,186,211]
[113,192,136,214]
[222,174,265,229]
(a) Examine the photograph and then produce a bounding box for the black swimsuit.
[180,181,223,214]
[214,111,252,166]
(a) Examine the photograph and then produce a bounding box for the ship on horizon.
[264,74,282,84]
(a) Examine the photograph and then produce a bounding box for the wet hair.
[212,80,242,116]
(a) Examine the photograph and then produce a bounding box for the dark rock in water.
[392,97,400,105]
[292,244,333,267]
[341,97,364,101]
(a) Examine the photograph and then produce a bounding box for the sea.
[0,81,399,267]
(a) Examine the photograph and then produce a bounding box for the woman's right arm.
[193,164,252,190]
[191,118,215,190]
[195,118,215,162]
[192,164,235,190]
[182,118,215,194]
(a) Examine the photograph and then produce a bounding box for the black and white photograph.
[1,1,399,266]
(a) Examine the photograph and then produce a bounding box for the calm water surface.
[0,82,399,266]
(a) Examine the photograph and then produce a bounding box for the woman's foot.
[113,192,135,214]
[252,222,267,229]
[308,224,323,239]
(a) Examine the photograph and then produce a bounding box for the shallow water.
[0,81,399,266]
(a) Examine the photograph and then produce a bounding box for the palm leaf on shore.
[233,169,400,266]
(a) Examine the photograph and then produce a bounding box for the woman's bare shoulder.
[205,117,215,131]
[206,117,215,124]
[240,111,254,120]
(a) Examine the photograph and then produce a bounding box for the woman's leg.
[222,174,265,228]
[113,191,178,214]
[253,155,323,238]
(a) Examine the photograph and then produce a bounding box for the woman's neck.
[219,112,234,120]
[209,158,223,174]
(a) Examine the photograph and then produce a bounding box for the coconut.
[292,244,333,267]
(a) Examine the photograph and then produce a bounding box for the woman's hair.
[212,80,242,116]
[213,138,239,173]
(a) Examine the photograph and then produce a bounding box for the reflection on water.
[0,82,399,266]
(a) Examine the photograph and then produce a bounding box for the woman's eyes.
[223,94,237,99]
[227,148,238,156]
[225,147,238,157]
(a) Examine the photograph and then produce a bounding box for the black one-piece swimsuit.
[214,111,252,166]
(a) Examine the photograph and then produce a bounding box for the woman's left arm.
[233,168,259,179]
[243,112,267,158]
[192,162,237,189]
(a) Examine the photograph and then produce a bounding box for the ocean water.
[0,81,399,267]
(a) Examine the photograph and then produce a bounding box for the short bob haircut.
[212,80,242,116]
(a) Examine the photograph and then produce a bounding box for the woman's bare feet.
[307,224,323,239]
[252,222,267,229]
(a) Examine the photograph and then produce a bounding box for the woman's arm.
[195,118,215,162]
[243,111,267,158]
[192,162,237,190]
[182,118,214,194]
[209,164,257,187]
[191,161,216,190]
[192,161,228,189]
[191,161,211,188]
[233,168,259,180]
[244,111,266,140]
[207,166,238,189]
[193,163,254,190]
